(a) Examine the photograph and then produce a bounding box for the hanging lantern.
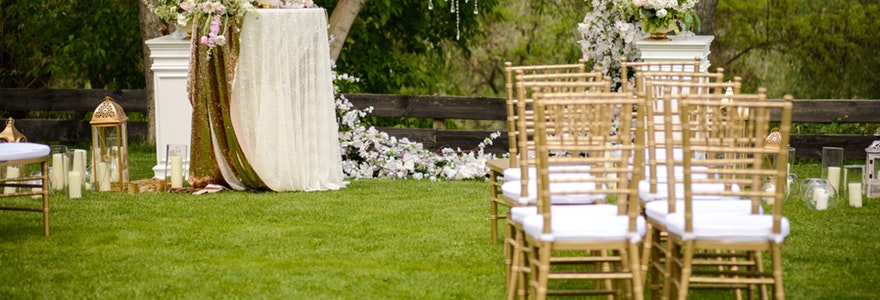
[0,117,27,143]
[90,96,129,192]
[866,130,880,198]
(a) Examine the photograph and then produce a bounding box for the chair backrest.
[514,73,610,197]
[504,60,589,166]
[620,57,702,94]
[531,91,645,234]
[678,93,794,233]
[640,80,749,205]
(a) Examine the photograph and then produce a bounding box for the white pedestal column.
[145,35,192,180]
[634,35,714,72]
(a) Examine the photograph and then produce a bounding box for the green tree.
[714,0,880,99]
[322,0,499,94]
[0,0,145,89]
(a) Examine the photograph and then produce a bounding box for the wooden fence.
[1,88,878,159]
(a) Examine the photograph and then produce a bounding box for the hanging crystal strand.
[474,0,479,14]
[428,0,433,10]
[455,0,461,40]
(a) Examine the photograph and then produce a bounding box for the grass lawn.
[0,148,879,299]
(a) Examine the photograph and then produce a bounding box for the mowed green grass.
[0,149,878,299]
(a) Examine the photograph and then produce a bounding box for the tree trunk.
[695,0,717,35]
[328,0,368,61]
[138,1,166,146]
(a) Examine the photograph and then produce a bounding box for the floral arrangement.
[143,0,316,48]
[577,0,699,89]
[633,0,700,34]
[578,0,641,90]
[332,71,500,181]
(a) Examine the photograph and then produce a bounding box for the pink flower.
[179,2,189,10]
[633,0,646,6]
[200,36,209,45]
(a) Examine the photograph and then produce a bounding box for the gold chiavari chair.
[489,60,589,244]
[0,142,51,236]
[503,74,613,299]
[521,91,646,300]
[635,79,753,298]
[663,94,794,300]
[619,57,702,95]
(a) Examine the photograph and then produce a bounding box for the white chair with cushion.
[0,142,51,236]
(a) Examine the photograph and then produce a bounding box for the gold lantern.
[90,96,129,192]
[0,117,27,143]
[866,130,880,198]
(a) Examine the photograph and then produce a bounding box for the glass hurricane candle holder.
[844,165,864,208]
[821,147,844,195]
[48,145,69,194]
[786,173,799,201]
[803,179,839,210]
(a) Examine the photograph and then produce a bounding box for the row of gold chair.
[490,58,793,299]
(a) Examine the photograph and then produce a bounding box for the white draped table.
[229,8,345,191]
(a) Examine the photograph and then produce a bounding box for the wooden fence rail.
[1,89,878,159]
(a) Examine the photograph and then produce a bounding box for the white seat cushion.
[0,143,50,161]
[665,213,790,244]
[510,204,619,224]
[502,165,591,182]
[523,213,646,243]
[638,180,741,202]
[502,179,606,205]
[644,200,758,223]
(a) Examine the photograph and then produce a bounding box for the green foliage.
[0,0,145,89]
[321,0,499,94]
[715,0,880,99]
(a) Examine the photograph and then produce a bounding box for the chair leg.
[662,240,680,300]
[675,241,696,300]
[41,161,50,236]
[629,243,646,300]
[641,222,654,284]
[649,229,664,300]
[771,244,785,300]
[530,242,551,300]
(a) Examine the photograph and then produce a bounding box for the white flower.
[213,35,227,46]
[656,8,668,18]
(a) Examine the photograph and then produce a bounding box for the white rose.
[656,9,668,18]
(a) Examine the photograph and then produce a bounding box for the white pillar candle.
[68,171,82,199]
[813,188,828,210]
[51,153,64,191]
[96,162,111,192]
[764,183,776,206]
[62,154,69,187]
[110,161,120,183]
[848,182,863,208]
[4,166,19,194]
[826,166,841,194]
[73,150,87,178]
[31,187,41,199]
[170,155,183,188]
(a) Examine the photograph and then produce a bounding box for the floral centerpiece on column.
[634,0,700,39]
[578,0,701,89]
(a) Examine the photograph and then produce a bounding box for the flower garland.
[144,0,316,49]
[333,71,500,181]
